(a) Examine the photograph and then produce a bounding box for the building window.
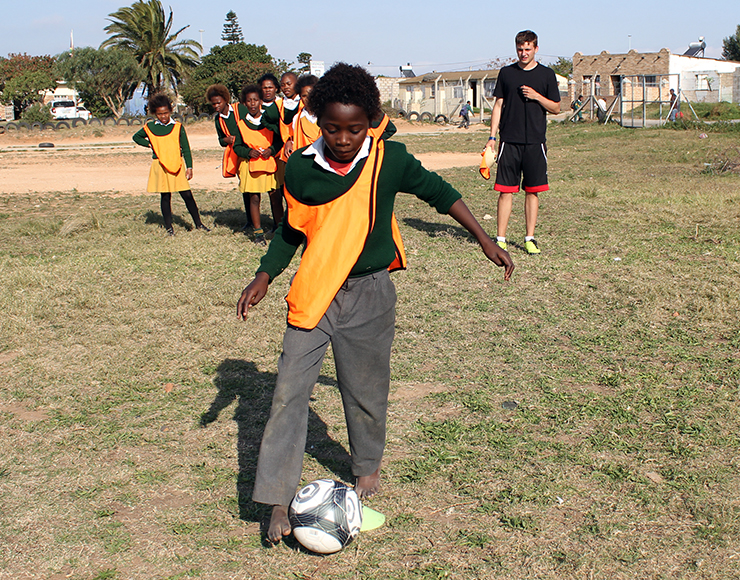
[645,75,657,87]
[453,86,463,99]
[484,80,496,98]
[696,74,711,91]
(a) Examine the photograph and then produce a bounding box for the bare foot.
[355,467,381,500]
[267,505,291,543]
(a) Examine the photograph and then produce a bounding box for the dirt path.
[0,120,482,196]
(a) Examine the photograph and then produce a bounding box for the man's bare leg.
[524,192,539,238]
[356,467,381,500]
[497,192,514,239]
[267,505,291,543]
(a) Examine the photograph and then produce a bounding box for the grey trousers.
[252,269,397,506]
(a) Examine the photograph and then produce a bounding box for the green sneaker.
[524,239,541,254]
[496,240,507,251]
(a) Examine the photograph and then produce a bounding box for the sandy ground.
[0,119,483,196]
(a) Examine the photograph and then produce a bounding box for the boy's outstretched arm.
[447,199,515,281]
[237,272,270,320]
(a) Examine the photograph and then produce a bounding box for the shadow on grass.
[200,208,279,234]
[402,217,473,241]
[200,358,350,538]
[144,209,193,231]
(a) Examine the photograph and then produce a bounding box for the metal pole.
[642,76,646,127]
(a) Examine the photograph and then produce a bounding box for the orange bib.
[218,113,239,178]
[367,113,390,139]
[143,123,182,174]
[284,138,406,329]
[293,106,321,151]
[236,109,277,174]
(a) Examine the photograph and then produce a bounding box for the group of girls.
[207,72,320,245]
[134,70,394,240]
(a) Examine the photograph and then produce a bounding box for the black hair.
[306,63,381,122]
[257,73,279,88]
[240,84,262,104]
[148,92,173,112]
[515,30,538,47]
[295,74,319,94]
[281,71,298,82]
[205,84,230,103]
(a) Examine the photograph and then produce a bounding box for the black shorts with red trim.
[494,142,549,193]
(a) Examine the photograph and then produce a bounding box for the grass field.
[1,122,739,580]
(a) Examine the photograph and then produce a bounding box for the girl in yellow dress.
[133,93,209,236]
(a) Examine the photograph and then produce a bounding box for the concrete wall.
[375,76,401,108]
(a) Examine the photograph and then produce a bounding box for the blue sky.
[2,0,738,75]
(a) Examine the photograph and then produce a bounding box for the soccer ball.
[289,479,363,554]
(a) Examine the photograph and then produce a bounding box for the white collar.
[155,118,175,126]
[303,136,371,175]
[219,104,233,119]
[283,96,300,110]
[299,108,317,123]
[246,112,262,125]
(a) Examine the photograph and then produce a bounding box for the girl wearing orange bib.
[237,64,514,544]
[236,85,282,246]
[132,93,209,236]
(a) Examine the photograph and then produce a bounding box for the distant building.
[397,69,500,122]
[572,46,740,105]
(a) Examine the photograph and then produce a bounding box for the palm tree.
[101,0,201,96]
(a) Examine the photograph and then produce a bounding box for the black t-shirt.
[493,63,560,144]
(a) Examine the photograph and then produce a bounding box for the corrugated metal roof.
[398,69,500,85]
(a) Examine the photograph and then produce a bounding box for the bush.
[21,103,52,124]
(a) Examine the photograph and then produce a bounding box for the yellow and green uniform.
[133,120,192,193]
[233,104,283,194]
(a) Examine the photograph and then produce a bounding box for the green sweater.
[213,108,252,159]
[133,121,192,168]
[257,140,461,281]
[230,104,283,158]
[261,98,301,130]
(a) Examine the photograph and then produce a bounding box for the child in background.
[236,84,282,246]
[133,93,209,236]
[284,74,320,158]
[207,83,255,231]
[237,63,514,543]
[259,73,295,230]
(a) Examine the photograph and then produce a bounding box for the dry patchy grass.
[0,123,739,579]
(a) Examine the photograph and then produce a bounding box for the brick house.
[571,48,740,106]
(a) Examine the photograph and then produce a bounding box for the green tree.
[722,25,740,62]
[550,56,573,78]
[221,11,243,44]
[0,53,57,118]
[101,0,201,95]
[296,52,312,73]
[56,47,143,118]
[178,42,285,111]
[2,70,57,118]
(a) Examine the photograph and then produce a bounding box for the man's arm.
[520,85,561,114]
[486,97,504,151]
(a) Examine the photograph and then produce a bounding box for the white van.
[50,101,92,120]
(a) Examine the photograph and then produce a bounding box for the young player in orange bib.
[207,83,257,232]
[133,93,209,236]
[236,63,514,544]
[236,84,283,246]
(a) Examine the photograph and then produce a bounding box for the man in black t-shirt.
[485,30,561,254]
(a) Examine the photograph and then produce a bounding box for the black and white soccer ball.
[289,479,363,554]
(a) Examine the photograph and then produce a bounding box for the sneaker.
[254,234,266,246]
[166,227,175,237]
[496,240,507,251]
[524,239,541,254]
[196,224,211,232]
